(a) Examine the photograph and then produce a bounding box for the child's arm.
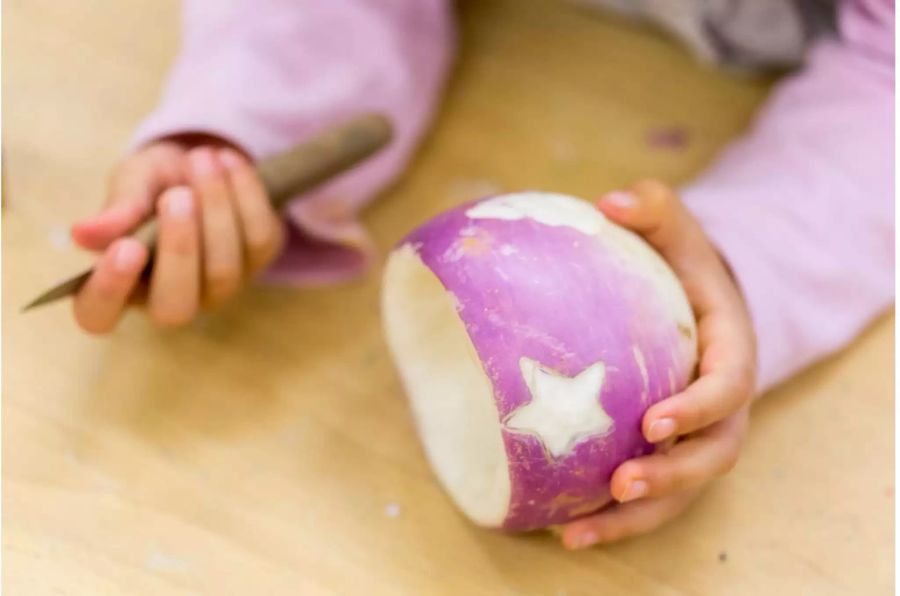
[682,0,894,391]
[130,0,455,285]
[70,0,456,332]
[561,0,893,547]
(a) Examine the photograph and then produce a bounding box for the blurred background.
[3,0,894,594]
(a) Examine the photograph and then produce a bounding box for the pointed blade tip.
[21,270,93,313]
[21,291,60,312]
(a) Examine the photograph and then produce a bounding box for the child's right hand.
[70,137,285,334]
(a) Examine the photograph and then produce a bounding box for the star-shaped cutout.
[504,357,613,458]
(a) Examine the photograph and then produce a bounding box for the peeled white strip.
[382,245,512,527]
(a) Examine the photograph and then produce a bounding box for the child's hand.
[70,137,285,334]
[560,180,757,549]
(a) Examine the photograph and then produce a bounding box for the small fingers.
[187,147,243,308]
[611,412,748,503]
[72,200,153,252]
[218,148,285,276]
[72,238,149,334]
[73,145,184,251]
[643,366,754,442]
[596,179,757,440]
[148,187,200,326]
[642,289,756,442]
[561,489,700,549]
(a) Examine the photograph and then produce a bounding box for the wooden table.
[3,1,893,593]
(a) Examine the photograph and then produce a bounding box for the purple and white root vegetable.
[382,192,697,531]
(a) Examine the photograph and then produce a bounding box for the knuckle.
[146,141,182,161]
[223,149,252,172]
[145,147,174,171]
[188,146,224,176]
[153,155,185,185]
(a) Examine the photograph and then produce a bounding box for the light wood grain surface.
[3,1,894,594]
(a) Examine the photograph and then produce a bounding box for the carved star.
[504,357,613,458]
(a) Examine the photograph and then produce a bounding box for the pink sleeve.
[131,0,456,285]
[682,0,894,392]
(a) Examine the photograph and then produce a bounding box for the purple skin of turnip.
[382,192,697,531]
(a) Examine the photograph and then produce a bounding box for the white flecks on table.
[48,225,72,249]
[146,548,190,574]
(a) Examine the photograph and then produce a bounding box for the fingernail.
[574,531,598,549]
[188,147,218,177]
[600,191,636,209]
[113,241,144,273]
[621,479,648,502]
[647,417,677,442]
[164,187,193,220]
[218,148,244,169]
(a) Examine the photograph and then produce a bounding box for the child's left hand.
[560,180,757,549]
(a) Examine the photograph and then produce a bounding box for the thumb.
[71,156,168,251]
[71,200,152,251]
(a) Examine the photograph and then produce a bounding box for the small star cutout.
[504,357,613,458]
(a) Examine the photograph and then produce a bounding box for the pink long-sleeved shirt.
[132,0,894,392]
